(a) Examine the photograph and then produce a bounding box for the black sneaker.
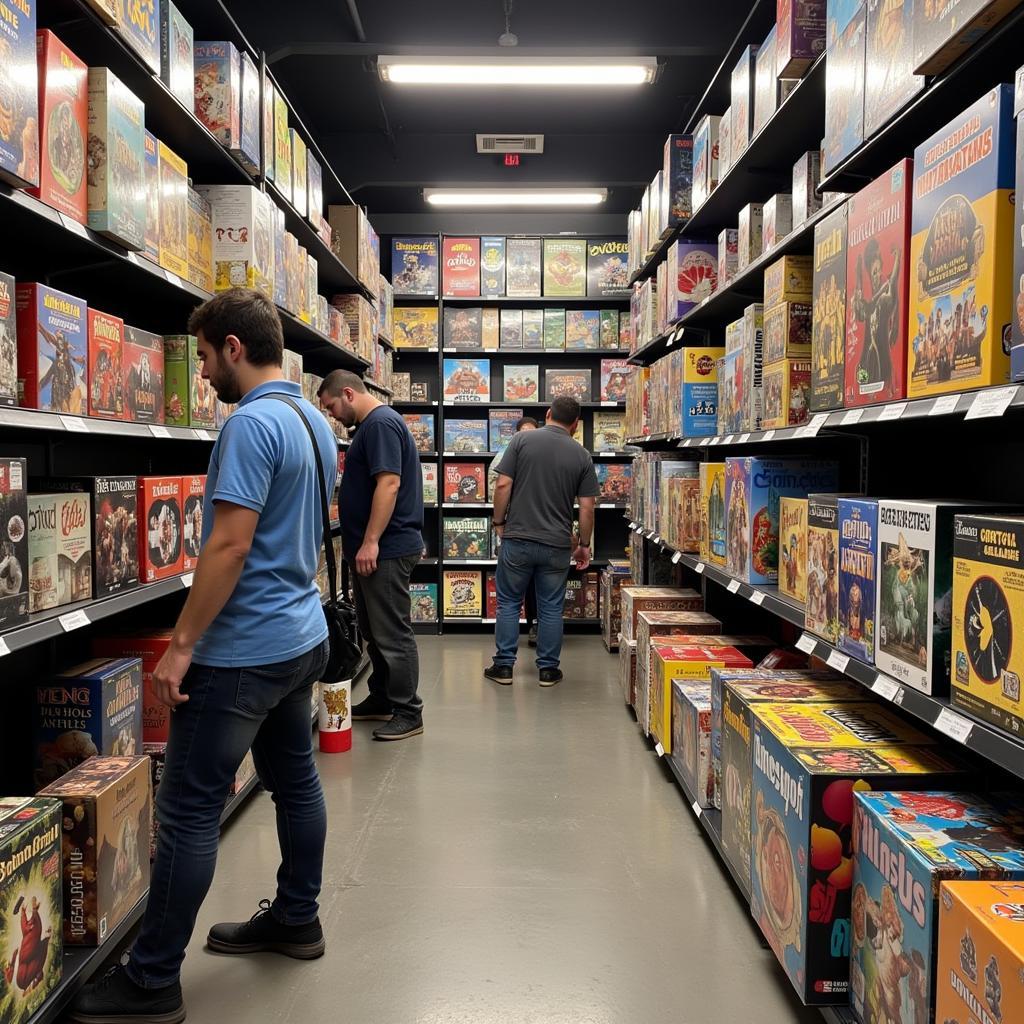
[539,668,563,687]
[527,626,538,648]
[207,899,325,959]
[68,962,185,1024]
[484,663,513,685]
[351,694,393,721]
[372,714,424,741]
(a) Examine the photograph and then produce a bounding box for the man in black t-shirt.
[486,396,600,686]
[319,371,424,740]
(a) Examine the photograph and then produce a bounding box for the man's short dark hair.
[549,396,580,426]
[515,416,539,431]
[318,369,367,397]
[187,288,283,367]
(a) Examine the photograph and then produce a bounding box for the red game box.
[181,474,205,571]
[443,462,486,503]
[442,237,481,297]
[93,631,175,743]
[87,308,124,419]
[123,325,164,423]
[138,476,183,582]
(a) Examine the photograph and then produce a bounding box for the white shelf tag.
[60,213,89,238]
[193,428,213,441]
[691,800,702,818]
[709,436,721,446]
[872,675,902,702]
[149,424,172,438]
[699,437,711,446]
[653,535,662,545]
[738,433,751,443]
[694,562,705,574]
[59,609,90,632]
[796,633,817,654]
[181,572,195,588]
[964,385,1019,420]
[723,435,735,445]
[726,579,741,594]
[0,636,10,657]
[841,408,864,425]
[60,415,89,433]
[671,552,682,564]
[802,413,829,437]
[934,708,974,745]
[762,429,776,441]
[681,438,693,447]
[601,400,618,407]
[165,270,183,289]
[929,394,960,416]
[826,650,850,673]
[654,742,665,757]
[878,402,907,421]
[749,590,765,606]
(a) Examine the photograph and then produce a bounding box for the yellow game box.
[763,254,813,307]
[778,496,808,605]
[751,700,937,748]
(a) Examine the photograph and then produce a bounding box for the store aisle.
[188,636,818,1024]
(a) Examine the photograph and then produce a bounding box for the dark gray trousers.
[350,553,422,716]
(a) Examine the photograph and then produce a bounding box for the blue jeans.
[129,638,330,988]
[494,538,570,670]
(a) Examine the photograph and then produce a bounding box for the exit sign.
[504,153,520,166]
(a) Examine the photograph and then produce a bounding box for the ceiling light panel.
[379,56,657,86]
[423,189,608,207]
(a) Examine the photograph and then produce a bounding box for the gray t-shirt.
[495,425,601,549]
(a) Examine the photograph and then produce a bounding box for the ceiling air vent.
[476,134,545,154]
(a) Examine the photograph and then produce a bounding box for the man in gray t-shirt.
[485,396,600,687]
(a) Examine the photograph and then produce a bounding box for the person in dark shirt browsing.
[485,396,599,686]
[319,370,425,740]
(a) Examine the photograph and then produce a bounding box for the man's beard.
[210,365,242,404]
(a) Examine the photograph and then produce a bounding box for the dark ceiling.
[224,1,756,216]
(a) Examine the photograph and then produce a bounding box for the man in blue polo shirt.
[318,370,424,740]
[72,289,335,1024]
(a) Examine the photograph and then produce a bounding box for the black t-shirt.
[495,425,600,549]
[340,405,424,560]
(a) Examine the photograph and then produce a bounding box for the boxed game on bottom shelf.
[0,797,62,1024]
[935,879,1024,1024]
[671,680,713,807]
[93,632,175,744]
[839,498,879,665]
[410,583,438,623]
[443,570,482,618]
[619,586,704,643]
[851,791,1024,1024]
[39,756,151,946]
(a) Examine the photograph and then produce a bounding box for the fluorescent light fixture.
[379,56,657,86]
[424,188,608,207]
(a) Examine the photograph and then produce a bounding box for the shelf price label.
[726,579,741,594]
[691,800,702,819]
[709,436,721,446]
[929,394,961,416]
[965,385,1019,420]
[681,438,693,447]
[841,408,864,426]
[699,437,711,446]
[801,413,829,437]
[181,572,195,588]
[749,590,765,606]
[59,609,90,632]
[149,424,172,439]
[761,429,776,442]
[871,675,902,702]
[59,213,90,238]
[671,551,682,564]
[0,636,10,657]
[164,270,183,290]
[878,402,907,421]
[723,435,735,445]
[193,428,213,441]
[60,415,89,433]
[654,742,665,757]
[826,650,850,673]
[694,562,705,574]
[795,633,817,654]
[738,433,751,444]
[653,535,662,545]
[934,708,974,745]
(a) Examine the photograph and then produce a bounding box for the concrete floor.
[185,635,819,1023]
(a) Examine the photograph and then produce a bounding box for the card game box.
[838,497,878,664]
[479,235,505,297]
[543,238,587,297]
[157,140,188,279]
[908,86,1015,397]
[506,238,541,297]
[663,135,694,227]
[34,657,143,789]
[0,458,29,628]
[163,334,213,427]
[87,309,124,419]
[0,796,62,1024]
[402,413,435,452]
[793,150,823,227]
[122,325,163,423]
[16,282,87,413]
[750,709,963,1004]
[394,306,438,349]
[671,679,714,807]
[952,514,1024,736]
[443,569,482,617]
[39,756,151,946]
[666,241,718,319]
[159,1,194,110]
[731,44,759,160]
[587,238,629,298]
[198,184,274,296]
[444,417,487,454]
[138,476,182,582]
[87,68,145,250]
[851,791,1024,1024]
[811,201,849,410]
[779,497,808,604]
[85,477,138,597]
[762,357,811,428]
[30,31,88,223]
[443,516,489,559]
[777,0,826,77]
[410,582,438,623]
[700,462,727,566]
[443,462,485,504]
[0,271,15,406]
[864,0,923,138]
[544,368,591,401]
[443,358,490,402]
[442,237,480,297]
[0,0,38,189]
[181,474,204,572]
[194,41,241,149]
[823,2,866,176]
[934,879,1024,1024]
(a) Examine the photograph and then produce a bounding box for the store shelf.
[443,348,632,357]
[441,295,629,306]
[0,405,217,442]
[276,308,370,373]
[219,774,261,825]
[626,322,711,366]
[365,380,394,397]
[393,346,440,354]
[628,224,683,286]
[378,335,395,351]
[413,621,441,634]
[818,4,1024,194]
[417,558,440,565]
[0,575,194,658]
[593,450,633,459]
[442,401,625,409]
[394,294,439,304]
[442,502,493,509]
[443,559,498,566]
[417,451,440,459]
[393,400,439,408]
[441,451,498,458]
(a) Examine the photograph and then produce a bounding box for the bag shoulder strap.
[260,393,338,605]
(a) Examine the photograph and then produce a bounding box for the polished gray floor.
[190,635,818,1023]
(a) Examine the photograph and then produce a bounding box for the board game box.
[499,308,523,349]
[443,306,482,349]
[692,114,721,211]
[761,357,811,428]
[754,25,780,136]
[663,135,694,226]
[700,462,727,566]
[160,1,194,110]
[670,680,714,806]
[806,493,842,644]
[186,186,214,292]
[0,458,29,628]
[543,238,587,297]
[851,791,1024,1024]
[34,657,143,788]
[738,202,764,271]
[443,516,489,558]
[420,461,437,507]
[443,358,490,402]
[443,569,482,617]
[731,44,758,160]
[181,474,205,572]
[777,0,826,77]
[306,150,323,226]
[16,282,87,413]
[506,238,541,297]
[39,756,150,946]
[503,365,538,402]
[122,325,163,423]
[811,201,849,411]
[28,494,58,612]
[28,492,91,609]
[587,238,629,297]
[30,31,88,223]
[952,513,1024,736]
[198,184,273,296]
[0,0,38,189]
[1016,74,1024,381]
[138,476,182,582]
[565,309,600,350]
[779,496,808,604]
[763,301,812,365]
[443,463,486,504]
[480,235,505,297]
[488,408,520,454]
[718,228,739,288]
[716,348,746,435]
[0,271,16,406]
[823,2,866,176]
[236,51,260,176]
[478,307,496,349]
[410,582,438,622]
[595,464,631,503]
[87,67,145,249]
[864,0,923,138]
[290,129,308,219]
[844,159,911,405]
[273,88,290,201]
[725,457,840,584]
[912,0,1022,75]
[93,632,177,745]
[592,411,626,451]
[394,306,438,348]
[115,0,158,73]
[90,476,139,597]
[599,309,619,349]
[194,41,241,149]
[544,368,591,402]
[838,497,879,664]
[0,797,62,1024]
[443,417,486,453]
[522,308,543,348]
[87,309,124,419]
[157,141,188,279]
[666,241,718,319]
[163,334,214,428]
[908,85,1015,398]
[679,346,722,437]
[600,359,629,403]
[793,150,823,227]
[750,710,963,1004]
[402,413,435,453]
[543,308,566,350]
[442,237,480,297]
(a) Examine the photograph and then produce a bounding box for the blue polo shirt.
[192,380,337,667]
